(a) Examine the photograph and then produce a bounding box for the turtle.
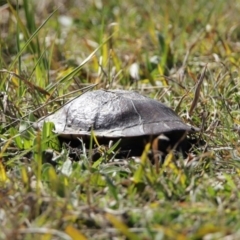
[37,89,199,160]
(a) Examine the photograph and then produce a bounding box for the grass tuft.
[1,0,240,239]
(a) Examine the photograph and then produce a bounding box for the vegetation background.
[1,0,240,239]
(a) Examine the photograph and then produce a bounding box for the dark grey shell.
[38,90,198,138]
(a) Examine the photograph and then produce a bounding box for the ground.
[1,0,240,239]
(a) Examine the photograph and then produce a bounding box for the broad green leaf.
[10,127,23,149]
[41,122,60,151]
[61,159,73,177]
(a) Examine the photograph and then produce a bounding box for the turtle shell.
[38,90,198,138]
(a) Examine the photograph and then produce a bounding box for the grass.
[1,0,240,239]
